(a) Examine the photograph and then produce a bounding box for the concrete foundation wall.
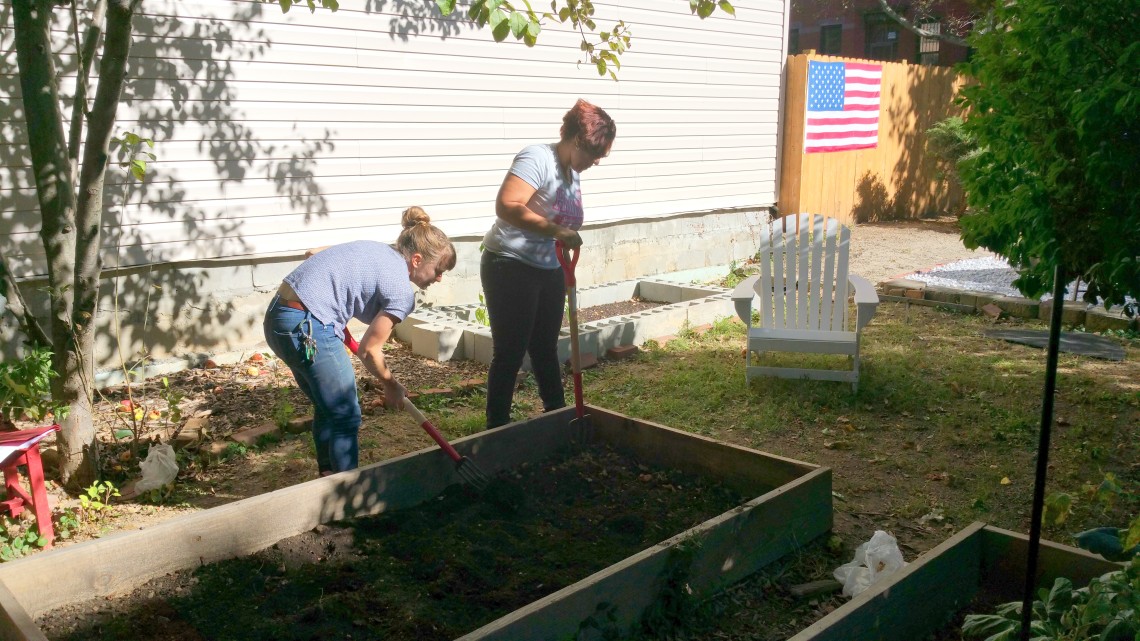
[1,208,769,382]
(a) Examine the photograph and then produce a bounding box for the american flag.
[804,60,882,153]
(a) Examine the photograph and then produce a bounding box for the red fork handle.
[403,399,464,464]
[343,327,360,354]
[571,371,585,419]
[554,240,579,287]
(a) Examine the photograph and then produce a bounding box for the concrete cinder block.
[995,296,1041,319]
[467,329,494,365]
[556,329,600,365]
[636,280,683,304]
[1038,299,1090,327]
[409,323,464,362]
[1084,306,1137,332]
[877,278,927,292]
[923,286,960,304]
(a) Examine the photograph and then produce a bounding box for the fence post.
[778,54,808,215]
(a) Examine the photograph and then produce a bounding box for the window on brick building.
[864,12,899,60]
[918,20,941,65]
[819,24,842,55]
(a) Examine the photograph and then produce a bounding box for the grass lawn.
[20,300,1139,640]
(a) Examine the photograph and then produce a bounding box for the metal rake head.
[456,457,491,492]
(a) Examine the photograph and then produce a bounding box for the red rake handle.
[343,328,360,354]
[403,399,464,464]
[343,328,463,463]
[555,240,586,420]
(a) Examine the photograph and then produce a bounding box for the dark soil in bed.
[40,445,750,641]
[573,297,664,324]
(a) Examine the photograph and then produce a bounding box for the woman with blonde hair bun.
[264,206,456,475]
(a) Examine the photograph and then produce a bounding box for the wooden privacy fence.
[779,54,968,225]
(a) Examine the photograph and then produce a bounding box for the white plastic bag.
[833,530,908,597]
[134,443,179,493]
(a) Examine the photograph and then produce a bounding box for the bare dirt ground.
[847,215,990,283]
[28,217,985,554]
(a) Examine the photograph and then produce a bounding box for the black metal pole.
[1020,265,1067,641]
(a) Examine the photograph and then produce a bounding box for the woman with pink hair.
[480,99,617,429]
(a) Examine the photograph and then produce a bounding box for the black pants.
[481,251,566,428]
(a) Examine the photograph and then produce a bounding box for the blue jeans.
[263,296,360,474]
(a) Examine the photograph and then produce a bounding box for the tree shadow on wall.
[0,1,478,362]
[878,61,966,221]
[852,171,896,224]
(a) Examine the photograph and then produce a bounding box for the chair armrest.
[731,275,760,326]
[848,274,879,332]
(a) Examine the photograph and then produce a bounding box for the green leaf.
[1043,577,1073,621]
[436,0,456,15]
[1124,515,1140,550]
[962,613,1019,639]
[1042,492,1072,526]
[718,0,735,16]
[596,58,606,76]
[468,1,487,24]
[490,9,510,41]
[510,12,528,38]
[697,1,715,18]
[278,0,292,12]
[113,429,133,440]
[1100,616,1137,641]
[527,19,540,37]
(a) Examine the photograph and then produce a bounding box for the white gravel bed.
[903,256,1135,307]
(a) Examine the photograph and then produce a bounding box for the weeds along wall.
[0,1,789,370]
[778,54,969,224]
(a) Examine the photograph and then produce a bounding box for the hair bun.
[401,205,431,229]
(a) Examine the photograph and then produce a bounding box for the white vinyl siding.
[1,0,787,278]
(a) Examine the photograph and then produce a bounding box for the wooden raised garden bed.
[0,405,832,641]
[789,522,1123,641]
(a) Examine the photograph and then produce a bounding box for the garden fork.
[556,241,591,429]
[403,399,491,491]
[342,328,489,491]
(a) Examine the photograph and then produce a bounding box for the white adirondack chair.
[731,213,879,392]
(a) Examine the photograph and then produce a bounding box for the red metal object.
[341,327,488,489]
[0,424,60,546]
[402,400,490,491]
[342,327,360,354]
[555,241,588,423]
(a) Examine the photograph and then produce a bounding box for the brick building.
[790,0,974,65]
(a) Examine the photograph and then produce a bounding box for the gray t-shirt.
[482,143,583,269]
[283,240,415,339]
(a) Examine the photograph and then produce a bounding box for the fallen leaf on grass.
[1000,477,1011,485]
[918,509,944,525]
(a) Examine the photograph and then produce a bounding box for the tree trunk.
[56,0,139,490]
[14,0,139,490]
[13,0,85,485]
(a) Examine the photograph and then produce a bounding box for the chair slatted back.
[756,213,850,331]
